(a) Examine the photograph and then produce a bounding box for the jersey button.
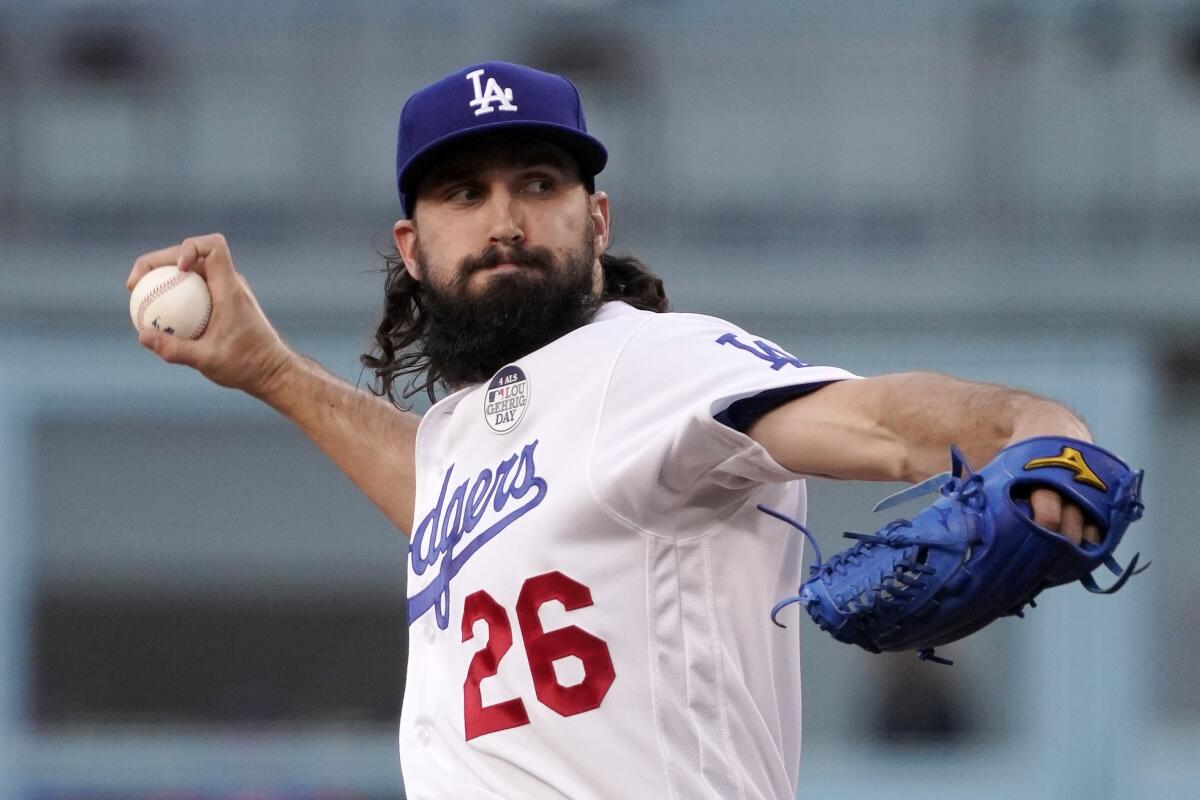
[424,623,437,643]
[416,725,432,747]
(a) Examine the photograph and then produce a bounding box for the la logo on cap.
[466,68,518,116]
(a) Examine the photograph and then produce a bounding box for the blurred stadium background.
[0,0,1197,798]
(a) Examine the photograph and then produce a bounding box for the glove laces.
[760,506,958,628]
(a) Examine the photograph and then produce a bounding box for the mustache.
[461,244,557,275]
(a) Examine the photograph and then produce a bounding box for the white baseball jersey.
[400,301,858,800]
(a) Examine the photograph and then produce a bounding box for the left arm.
[747,372,1099,543]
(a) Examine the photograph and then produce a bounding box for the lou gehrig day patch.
[484,365,530,433]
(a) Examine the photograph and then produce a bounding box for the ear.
[588,191,610,255]
[393,218,422,280]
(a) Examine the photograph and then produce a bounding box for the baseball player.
[127,62,1100,799]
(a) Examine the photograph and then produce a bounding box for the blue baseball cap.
[395,61,608,217]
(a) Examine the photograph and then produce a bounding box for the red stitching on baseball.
[194,294,213,337]
[136,271,208,338]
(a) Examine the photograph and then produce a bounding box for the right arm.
[127,233,419,535]
[254,354,419,535]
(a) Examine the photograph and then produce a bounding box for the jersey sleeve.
[588,312,860,535]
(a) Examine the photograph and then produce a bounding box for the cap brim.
[399,120,608,216]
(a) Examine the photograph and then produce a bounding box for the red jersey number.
[461,571,616,740]
[461,590,531,739]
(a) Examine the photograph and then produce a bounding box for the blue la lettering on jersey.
[408,440,548,629]
[715,332,808,370]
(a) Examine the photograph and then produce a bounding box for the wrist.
[249,346,304,408]
[1007,398,1092,446]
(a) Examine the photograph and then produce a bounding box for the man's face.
[397,135,609,298]
[392,135,612,388]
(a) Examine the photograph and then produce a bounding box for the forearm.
[871,373,1091,481]
[749,372,1090,483]
[257,353,420,534]
[128,235,421,533]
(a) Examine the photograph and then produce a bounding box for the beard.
[418,229,602,389]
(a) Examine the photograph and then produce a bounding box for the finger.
[1083,522,1103,546]
[127,245,182,289]
[177,233,234,286]
[1060,502,1085,546]
[138,328,202,367]
[1029,488,1063,532]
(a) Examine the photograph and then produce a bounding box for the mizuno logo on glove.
[1023,446,1107,491]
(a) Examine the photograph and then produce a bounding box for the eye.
[521,177,555,195]
[446,185,483,203]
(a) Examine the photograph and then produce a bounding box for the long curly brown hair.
[361,250,669,407]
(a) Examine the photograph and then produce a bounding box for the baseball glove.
[763,436,1147,665]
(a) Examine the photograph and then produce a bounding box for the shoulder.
[591,301,738,330]
[605,306,813,374]
[592,302,752,349]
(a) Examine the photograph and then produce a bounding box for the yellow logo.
[1023,447,1107,491]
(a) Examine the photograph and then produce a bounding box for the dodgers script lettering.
[408,440,548,629]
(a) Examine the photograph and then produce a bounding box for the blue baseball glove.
[763,436,1147,665]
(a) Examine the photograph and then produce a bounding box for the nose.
[486,189,525,247]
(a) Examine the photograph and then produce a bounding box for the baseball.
[129,265,212,339]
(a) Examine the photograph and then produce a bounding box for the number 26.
[461,570,616,741]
